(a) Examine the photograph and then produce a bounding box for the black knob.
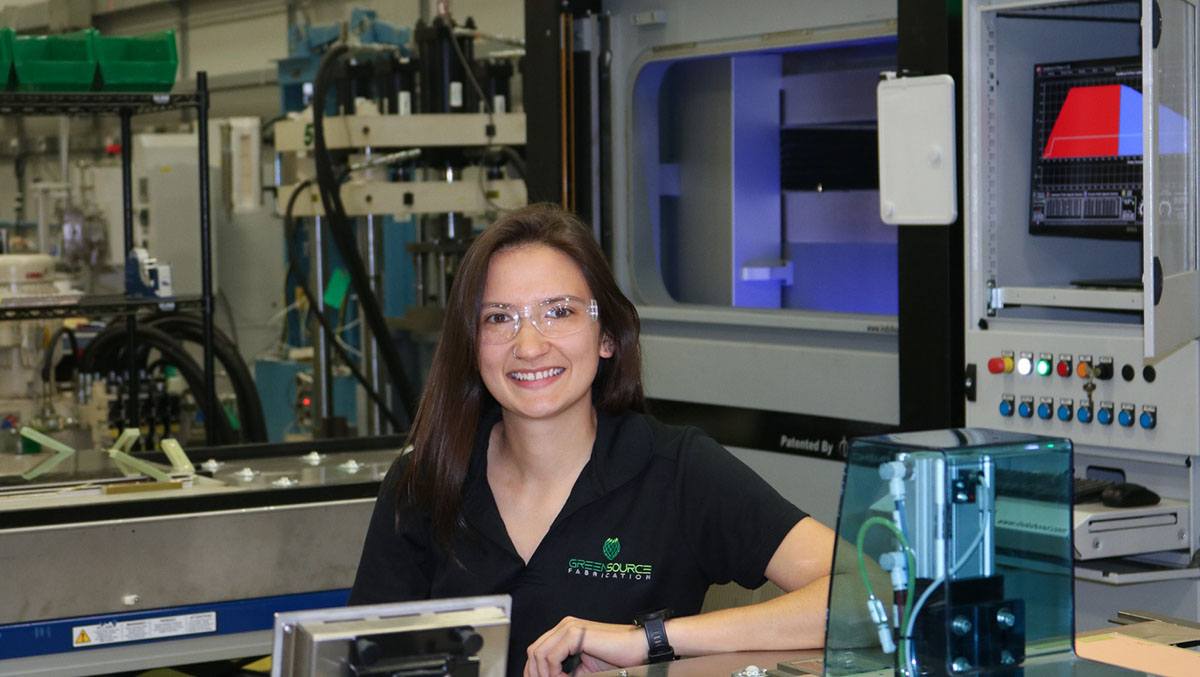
[354,638,382,666]
[451,626,484,655]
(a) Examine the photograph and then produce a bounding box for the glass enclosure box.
[824,429,1124,676]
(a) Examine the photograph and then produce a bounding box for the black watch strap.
[634,609,675,663]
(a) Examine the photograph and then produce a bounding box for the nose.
[510,316,549,359]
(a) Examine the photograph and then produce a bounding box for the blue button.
[1037,402,1053,420]
[1057,404,1072,422]
[1097,407,1113,425]
[999,400,1014,417]
[1140,411,1157,430]
[1077,407,1093,424]
[1018,402,1033,418]
[1118,409,1135,427]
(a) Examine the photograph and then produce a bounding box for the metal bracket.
[987,279,1002,314]
[740,259,795,286]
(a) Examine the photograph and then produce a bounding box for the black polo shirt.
[349,409,808,675]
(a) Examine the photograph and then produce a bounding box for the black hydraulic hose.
[445,22,530,211]
[284,180,406,433]
[146,313,268,444]
[80,324,238,445]
[312,44,417,429]
[41,326,79,384]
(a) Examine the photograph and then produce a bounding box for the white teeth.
[510,368,565,382]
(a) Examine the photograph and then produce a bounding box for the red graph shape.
[1043,85,1122,158]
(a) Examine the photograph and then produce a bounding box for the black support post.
[120,109,140,438]
[197,72,217,446]
[524,1,567,205]
[896,0,965,431]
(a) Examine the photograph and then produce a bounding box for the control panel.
[966,328,1199,455]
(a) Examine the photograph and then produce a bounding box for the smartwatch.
[634,609,676,663]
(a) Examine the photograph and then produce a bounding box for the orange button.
[1076,362,1092,378]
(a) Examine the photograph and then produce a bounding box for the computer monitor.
[1029,56,1145,240]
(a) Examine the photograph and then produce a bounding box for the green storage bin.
[95,30,178,92]
[0,29,14,90]
[13,29,98,92]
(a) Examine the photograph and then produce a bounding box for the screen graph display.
[1030,58,1144,238]
[1042,84,1143,159]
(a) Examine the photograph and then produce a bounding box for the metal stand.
[0,82,219,445]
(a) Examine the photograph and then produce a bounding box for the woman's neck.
[492,406,598,483]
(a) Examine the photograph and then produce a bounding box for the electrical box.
[134,133,223,296]
[877,73,958,225]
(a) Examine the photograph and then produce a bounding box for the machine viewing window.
[642,38,898,315]
[1030,56,1187,241]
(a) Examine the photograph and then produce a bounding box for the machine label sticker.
[72,612,216,648]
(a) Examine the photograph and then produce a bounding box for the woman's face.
[476,244,613,424]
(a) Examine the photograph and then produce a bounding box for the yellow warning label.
[71,612,215,648]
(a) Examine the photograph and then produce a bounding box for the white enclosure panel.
[641,334,898,425]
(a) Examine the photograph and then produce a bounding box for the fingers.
[526,618,586,677]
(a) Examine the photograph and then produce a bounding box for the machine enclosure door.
[1142,0,1200,359]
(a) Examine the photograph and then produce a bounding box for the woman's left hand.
[523,616,645,676]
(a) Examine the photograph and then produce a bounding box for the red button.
[1057,361,1072,377]
[987,357,1006,374]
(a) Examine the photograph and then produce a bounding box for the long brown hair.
[401,203,644,548]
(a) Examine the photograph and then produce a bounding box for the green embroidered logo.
[567,537,651,581]
[603,537,621,561]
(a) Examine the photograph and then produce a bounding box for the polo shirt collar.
[460,407,656,557]
[582,409,655,495]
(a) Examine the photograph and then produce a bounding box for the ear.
[600,334,615,359]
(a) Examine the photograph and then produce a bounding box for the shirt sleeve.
[676,429,808,589]
[348,456,434,605]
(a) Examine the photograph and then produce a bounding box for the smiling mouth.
[508,367,565,382]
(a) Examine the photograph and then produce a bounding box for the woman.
[350,203,836,676]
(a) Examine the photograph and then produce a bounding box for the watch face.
[636,608,671,624]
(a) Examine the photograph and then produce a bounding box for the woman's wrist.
[634,611,676,663]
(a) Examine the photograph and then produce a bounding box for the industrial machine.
[522,0,907,523]
[0,434,402,675]
[0,7,530,672]
[268,6,526,440]
[826,429,1132,676]
[958,0,1200,629]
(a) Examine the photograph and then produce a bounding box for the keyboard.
[1073,477,1116,504]
[993,468,1069,503]
[991,470,1115,504]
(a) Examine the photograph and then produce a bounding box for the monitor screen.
[1029,57,1145,239]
